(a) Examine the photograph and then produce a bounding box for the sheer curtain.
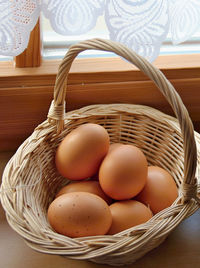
[0,0,200,61]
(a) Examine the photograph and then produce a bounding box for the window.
[42,15,114,59]
[41,15,200,60]
[0,55,13,61]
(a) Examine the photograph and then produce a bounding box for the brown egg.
[99,144,148,200]
[136,166,178,214]
[108,200,152,235]
[47,192,112,238]
[108,143,123,153]
[55,123,110,180]
[56,180,112,204]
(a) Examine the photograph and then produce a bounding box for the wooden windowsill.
[1,54,200,151]
[1,53,200,80]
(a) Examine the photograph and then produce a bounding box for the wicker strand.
[0,156,43,194]
[48,100,66,121]
[181,180,200,205]
[47,100,66,134]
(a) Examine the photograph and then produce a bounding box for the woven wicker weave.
[1,39,200,266]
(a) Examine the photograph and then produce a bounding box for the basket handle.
[47,38,198,204]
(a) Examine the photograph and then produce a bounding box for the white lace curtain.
[0,0,200,61]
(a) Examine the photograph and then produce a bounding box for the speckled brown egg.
[47,192,112,238]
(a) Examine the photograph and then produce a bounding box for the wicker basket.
[1,39,200,266]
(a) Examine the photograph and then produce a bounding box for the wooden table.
[1,151,200,268]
